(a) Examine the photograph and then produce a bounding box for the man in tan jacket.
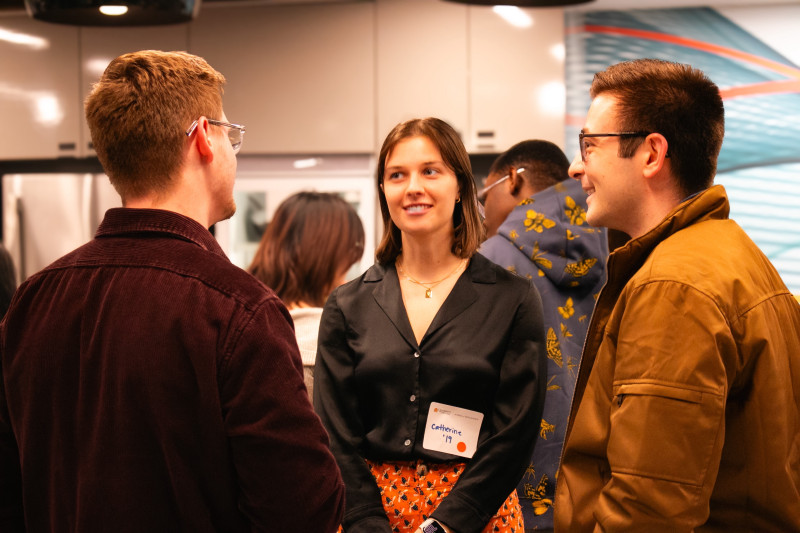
[554,58,800,532]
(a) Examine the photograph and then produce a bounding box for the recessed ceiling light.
[99,5,128,15]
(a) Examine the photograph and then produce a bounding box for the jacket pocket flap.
[613,382,703,404]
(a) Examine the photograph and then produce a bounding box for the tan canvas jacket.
[554,185,800,532]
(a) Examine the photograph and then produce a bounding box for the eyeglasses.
[186,118,246,154]
[477,167,525,204]
[579,131,650,162]
[476,167,524,219]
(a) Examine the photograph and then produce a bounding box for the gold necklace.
[397,258,467,299]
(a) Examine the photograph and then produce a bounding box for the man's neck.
[124,190,213,228]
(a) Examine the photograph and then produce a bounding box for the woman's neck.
[398,234,463,281]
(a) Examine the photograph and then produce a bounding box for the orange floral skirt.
[339,459,523,532]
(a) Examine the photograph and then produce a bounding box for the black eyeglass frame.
[578,131,651,162]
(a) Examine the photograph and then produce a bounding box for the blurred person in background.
[248,191,365,399]
[0,50,344,532]
[479,139,607,532]
[314,117,547,533]
[0,243,16,317]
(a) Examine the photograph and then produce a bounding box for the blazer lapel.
[370,263,419,349]
[424,256,492,342]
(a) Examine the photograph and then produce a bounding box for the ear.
[641,133,669,179]
[508,167,531,199]
[191,116,215,161]
[508,168,521,193]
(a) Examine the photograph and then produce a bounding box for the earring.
[456,197,461,203]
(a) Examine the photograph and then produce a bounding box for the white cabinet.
[469,6,565,153]
[0,14,81,160]
[79,26,190,156]
[189,2,375,154]
[376,0,469,149]
[376,0,565,154]
[0,1,566,160]
[0,15,189,160]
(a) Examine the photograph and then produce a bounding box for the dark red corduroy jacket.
[0,208,344,533]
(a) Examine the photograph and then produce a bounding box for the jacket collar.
[365,254,496,349]
[564,184,731,446]
[95,208,227,258]
[607,184,729,286]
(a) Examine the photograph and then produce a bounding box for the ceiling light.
[99,5,128,15]
[443,0,594,6]
[25,0,201,26]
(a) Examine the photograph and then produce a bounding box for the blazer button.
[404,439,412,446]
[414,352,420,358]
[409,395,416,402]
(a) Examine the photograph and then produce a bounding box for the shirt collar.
[95,208,227,257]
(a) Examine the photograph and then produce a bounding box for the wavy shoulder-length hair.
[375,117,484,264]
[248,191,364,308]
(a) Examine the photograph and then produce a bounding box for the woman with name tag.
[314,117,547,533]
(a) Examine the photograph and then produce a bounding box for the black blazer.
[314,253,546,533]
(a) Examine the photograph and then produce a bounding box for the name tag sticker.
[423,402,483,458]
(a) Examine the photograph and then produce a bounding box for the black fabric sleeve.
[314,289,393,533]
[431,283,547,533]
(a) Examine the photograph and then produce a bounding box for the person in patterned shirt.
[479,140,608,533]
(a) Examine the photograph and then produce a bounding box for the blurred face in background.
[479,169,518,238]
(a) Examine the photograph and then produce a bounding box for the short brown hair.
[375,118,484,264]
[248,192,365,308]
[85,50,226,201]
[590,58,724,196]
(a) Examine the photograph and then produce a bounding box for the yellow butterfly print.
[530,241,553,272]
[564,257,598,277]
[564,196,587,226]
[509,229,519,241]
[566,229,579,241]
[560,323,573,338]
[519,197,535,206]
[523,474,553,516]
[524,209,556,233]
[524,464,536,479]
[557,297,574,319]
[546,375,560,391]
[540,418,555,440]
[567,356,579,378]
[546,328,563,367]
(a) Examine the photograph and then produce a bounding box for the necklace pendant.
[425,288,432,298]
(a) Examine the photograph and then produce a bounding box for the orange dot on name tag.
[457,442,467,453]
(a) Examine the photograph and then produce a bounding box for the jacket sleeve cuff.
[430,491,490,533]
